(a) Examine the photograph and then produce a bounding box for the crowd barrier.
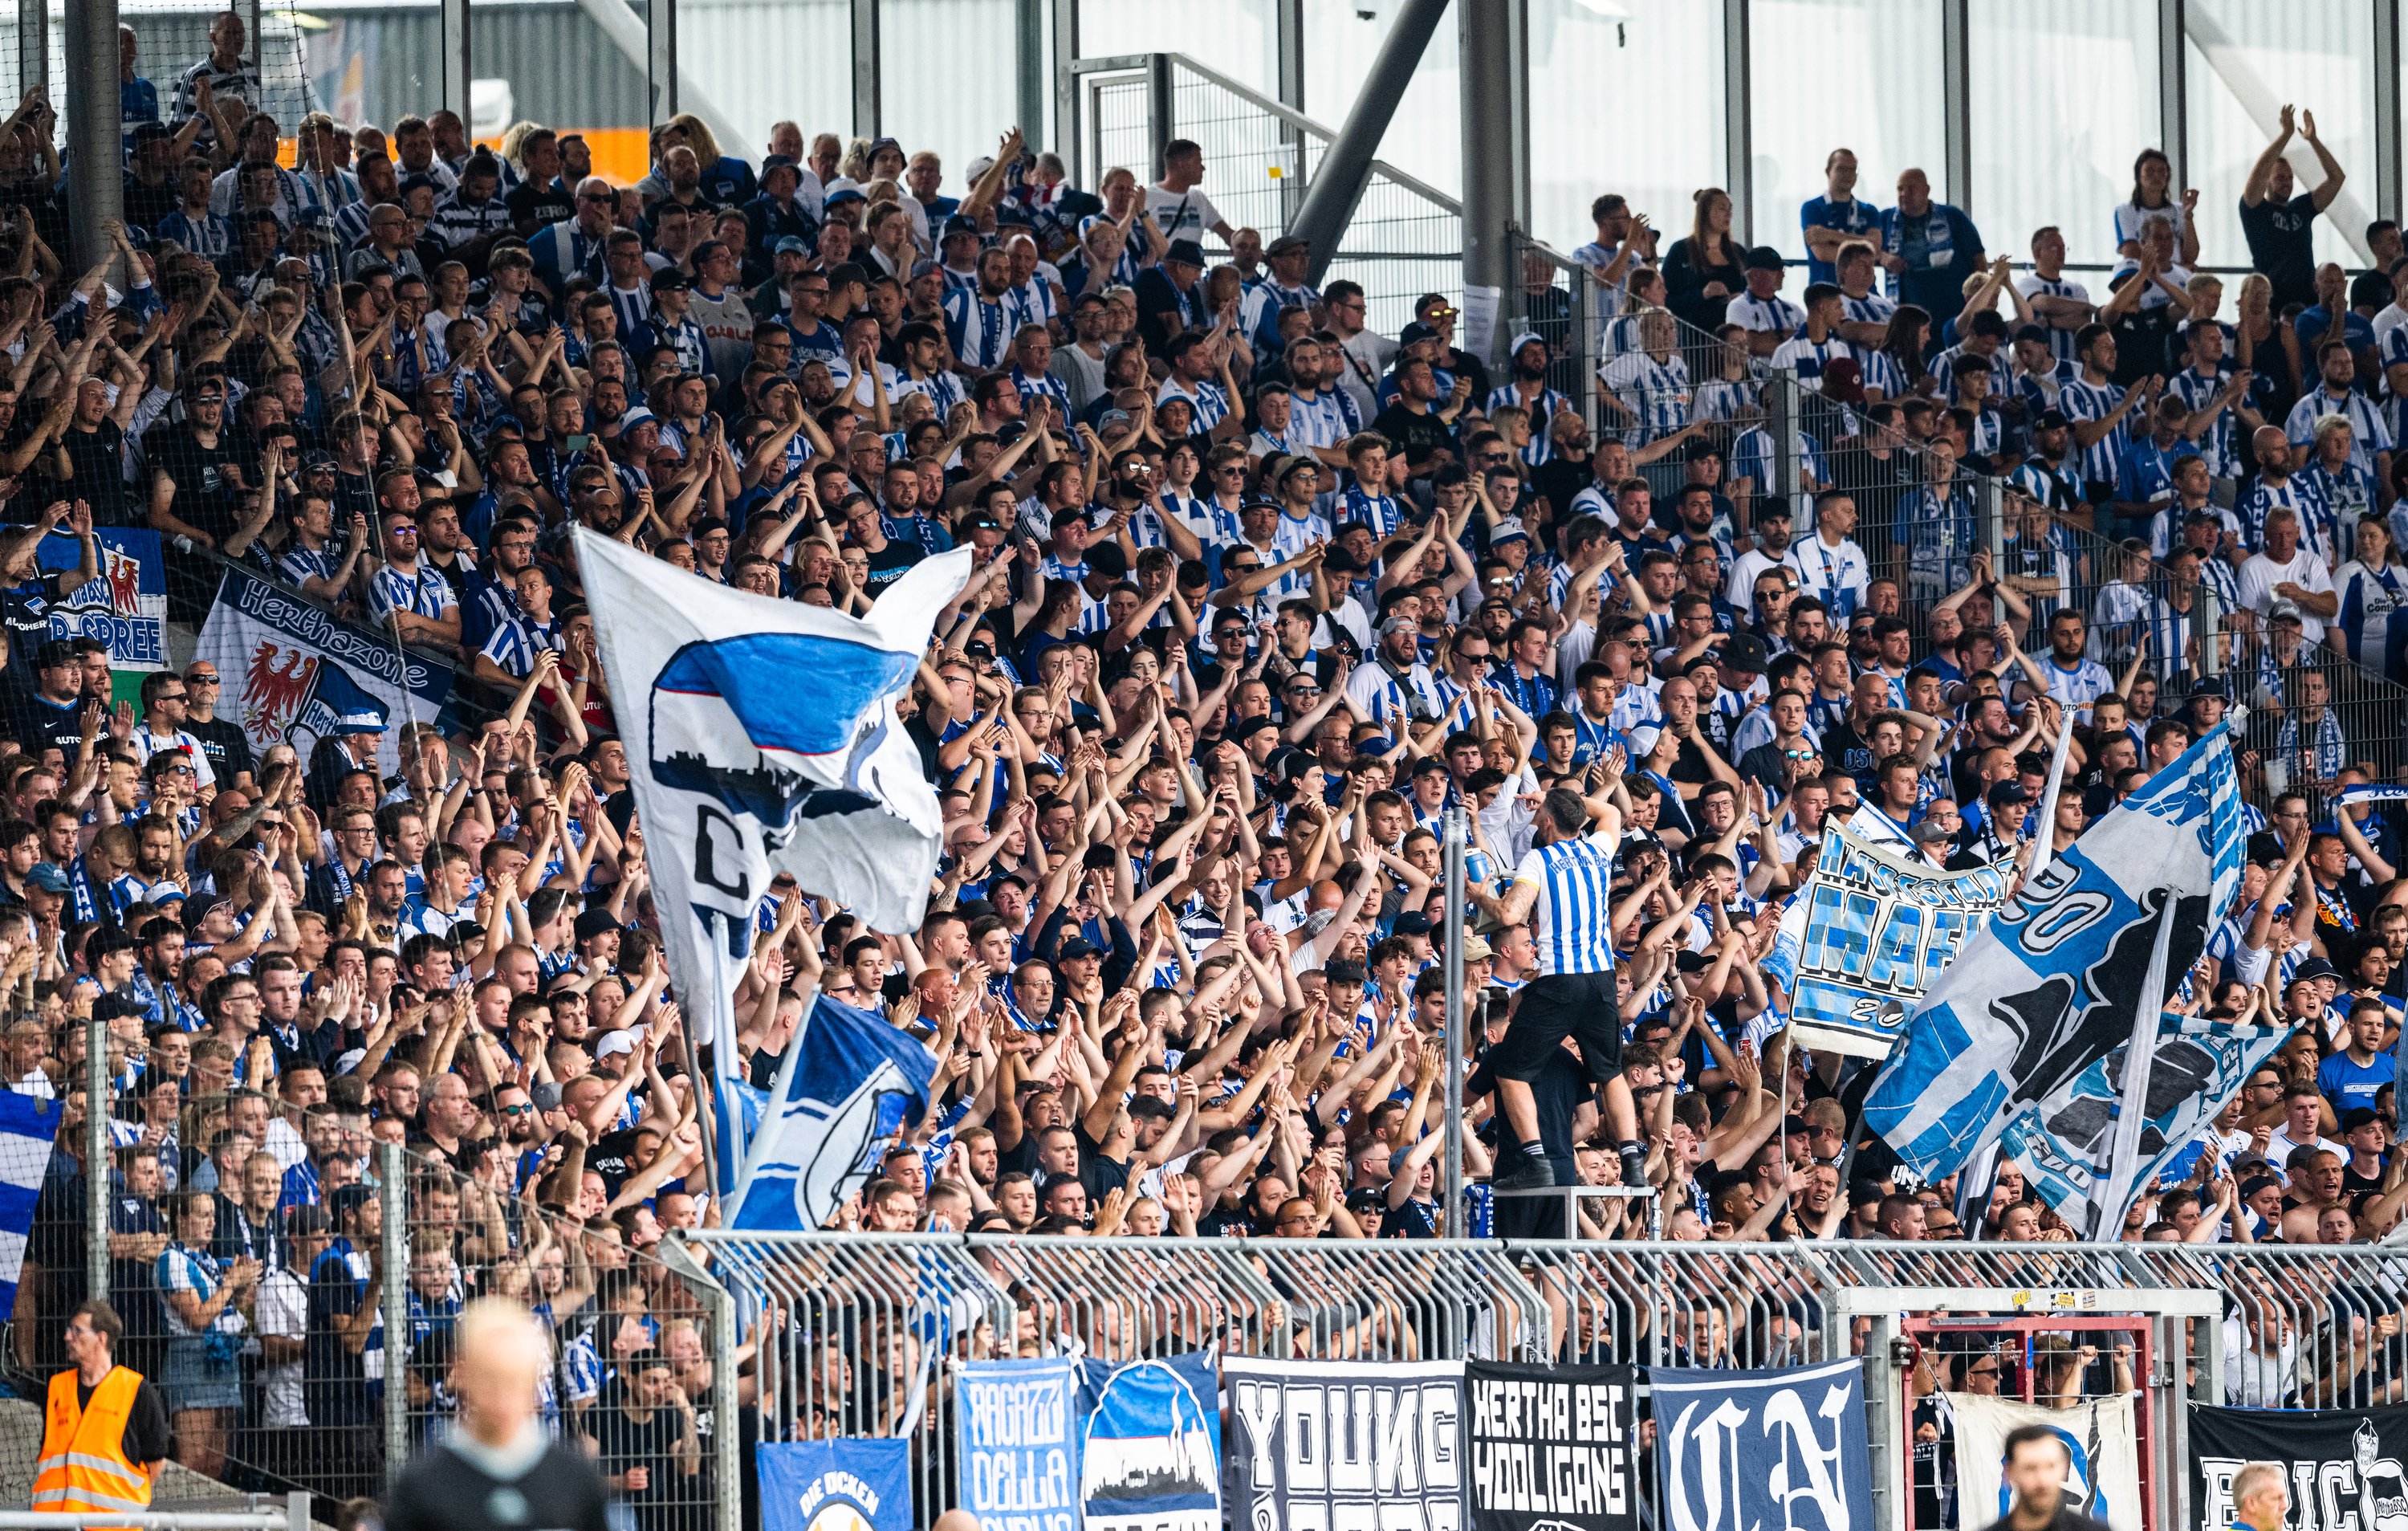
[681,1230,2408,1531]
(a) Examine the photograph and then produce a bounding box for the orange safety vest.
[33,1365,153,1525]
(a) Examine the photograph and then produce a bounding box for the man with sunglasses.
[177,662,254,796]
[364,502,459,647]
[128,670,216,790]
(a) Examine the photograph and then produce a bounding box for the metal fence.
[685,1229,2408,1531]
[1064,51,1461,339]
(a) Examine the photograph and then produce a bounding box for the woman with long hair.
[2114,148,2199,266]
[1663,188,1744,331]
[1863,304,1934,401]
[157,1188,258,1480]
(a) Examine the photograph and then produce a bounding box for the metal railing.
[1064,51,1462,338]
[686,1229,2408,1531]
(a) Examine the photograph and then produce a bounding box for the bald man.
[384,1301,612,1531]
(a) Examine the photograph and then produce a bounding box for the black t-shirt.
[141,420,245,544]
[585,1400,687,1522]
[1369,402,1457,471]
[2242,192,2322,311]
[72,1371,173,1465]
[10,685,86,759]
[861,538,924,597]
[61,421,129,526]
[1133,267,1202,352]
[384,1435,613,1531]
[505,181,576,232]
[185,714,255,789]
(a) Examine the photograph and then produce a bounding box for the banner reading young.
[1463,1359,1637,1531]
[1222,1356,1464,1531]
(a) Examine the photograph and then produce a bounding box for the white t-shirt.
[255,1265,310,1426]
[1145,184,1224,246]
[2237,548,2337,644]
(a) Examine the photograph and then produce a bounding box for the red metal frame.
[1899,1314,2156,1531]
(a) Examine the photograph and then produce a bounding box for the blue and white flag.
[1766,823,2014,1059]
[730,991,937,1230]
[1862,720,2248,1183]
[576,528,970,1204]
[0,1091,63,1317]
[1999,1010,2287,1234]
[195,564,454,777]
[757,1438,912,1531]
[2337,784,2408,811]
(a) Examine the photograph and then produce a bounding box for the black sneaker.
[1618,1146,1652,1189]
[1493,1160,1559,1191]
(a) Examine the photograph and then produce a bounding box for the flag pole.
[732,978,824,1216]
[2024,706,2076,883]
[2091,897,2175,1239]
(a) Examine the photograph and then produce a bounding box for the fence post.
[378,1139,409,1484]
[1863,1312,1906,1531]
[1441,805,1465,1229]
[285,1492,312,1531]
[1572,261,1601,440]
[1976,474,2005,566]
[662,1236,742,1531]
[84,1013,106,1301]
[2198,582,2223,681]
[1770,370,1800,520]
[1145,52,1173,177]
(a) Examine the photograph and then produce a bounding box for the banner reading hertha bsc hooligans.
[1224,1357,1465,1531]
[1949,1391,2140,1531]
[1463,1359,1637,1531]
[954,1352,1222,1531]
[2192,1403,2408,1531]
[1653,1359,1874,1531]
[35,527,165,670]
[756,1439,912,1531]
[1764,823,2012,1058]
[194,565,453,777]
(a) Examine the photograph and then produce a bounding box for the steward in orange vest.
[34,1300,170,1526]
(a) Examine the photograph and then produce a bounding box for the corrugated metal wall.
[672,0,848,156]
[307,2,648,132]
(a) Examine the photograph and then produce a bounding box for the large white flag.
[1948,1391,2141,1531]
[574,530,970,1195]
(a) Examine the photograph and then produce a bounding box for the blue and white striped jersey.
[1514,831,1620,976]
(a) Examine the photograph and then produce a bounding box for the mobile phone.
[563,434,589,453]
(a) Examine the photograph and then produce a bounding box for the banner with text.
[757,1439,912,1531]
[1653,1359,1874,1531]
[193,564,454,778]
[35,527,165,670]
[1223,1356,1465,1531]
[957,1358,1078,1531]
[1950,1391,2140,1531]
[1464,1359,1637,1531]
[1767,823,2012,1057]
[2191,1402,2408,1531]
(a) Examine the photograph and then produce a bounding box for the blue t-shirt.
[2318,1050,2397,1114]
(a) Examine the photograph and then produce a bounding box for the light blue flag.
[2001,1011,2288,1227]
[730,993,937,1230]
[0,1091,62,1317]
[1863,720,2248,1183]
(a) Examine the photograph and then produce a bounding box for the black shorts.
[1489,970,1623,1085]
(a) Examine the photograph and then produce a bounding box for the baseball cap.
[574,909,622,943]
[1057,936,1102,960]
[1987,781,2031,810]
[1379,613,1420,637]
[530,1081,564,1112]
[649,268,692,292]
[1744,245,1785,271]
[1719,633,1769,674]
[1392,911,1434,937]
[775,234,811,256]
[1489,516,1530,546]
[2035,409,2071,430]
[942,215,980,239]
[1911,817,1957,845]
[1509,330,1547,357]
[1165,239,1207,268]
[595,1029,641,1058]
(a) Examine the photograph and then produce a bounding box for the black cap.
[1165,238,1207,268]
[942,214,979,238]
[34,639,74,670]
[1745,245,1786,271]
[1986,781,2030,809]
[1719,633,1768,674]
[1057,936,1102,960]
[2035,409,2071,430]
[649,268,692,292]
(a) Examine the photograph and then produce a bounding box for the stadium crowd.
[3,15,2408,1505]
